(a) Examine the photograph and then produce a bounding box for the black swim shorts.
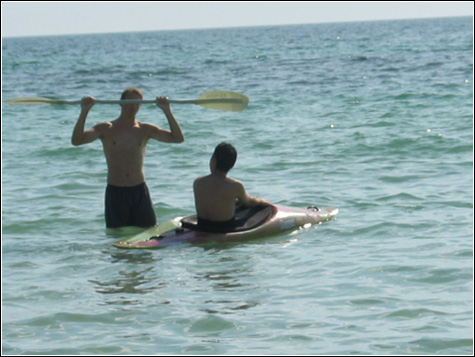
[105,182,157,228]
[197,216,236,233]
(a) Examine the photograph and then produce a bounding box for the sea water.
[2,17,473,354]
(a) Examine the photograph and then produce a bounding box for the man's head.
[120,87,143,115]
[212,142,237,173]
[121,87,143,100]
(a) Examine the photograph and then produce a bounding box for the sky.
[1,1,473,38]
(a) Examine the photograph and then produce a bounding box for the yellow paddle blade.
[4,97,79,105]
[194,91,249,112]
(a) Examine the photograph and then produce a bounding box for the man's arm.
[71,97,101,146]
[148,97,184,143]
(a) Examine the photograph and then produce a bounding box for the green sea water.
[2,17,473,354]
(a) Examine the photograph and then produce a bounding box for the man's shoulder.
[138,121,160,130]
[93,121,113,131]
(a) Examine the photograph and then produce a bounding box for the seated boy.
[193,143,270,232]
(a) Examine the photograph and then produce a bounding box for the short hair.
[121,87,143,100]
[213,142,237,172]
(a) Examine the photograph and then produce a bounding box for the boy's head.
[212,142,237,173]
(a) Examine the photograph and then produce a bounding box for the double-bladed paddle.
[5,90,249,112]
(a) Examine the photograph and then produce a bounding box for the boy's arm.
[235,180,270,207]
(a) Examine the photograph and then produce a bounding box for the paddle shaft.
[8,98,243,105]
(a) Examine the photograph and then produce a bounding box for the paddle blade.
[4,97,78,105]
[195,91,249,112]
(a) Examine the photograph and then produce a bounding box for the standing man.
[71,87,185,228]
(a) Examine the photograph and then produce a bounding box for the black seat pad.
[181,205,273,233]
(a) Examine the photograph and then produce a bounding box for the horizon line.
[2,14,472,40]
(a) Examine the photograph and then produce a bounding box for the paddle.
[5,90,249,112]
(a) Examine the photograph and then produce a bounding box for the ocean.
[2,17,473,355]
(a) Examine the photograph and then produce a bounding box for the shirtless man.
[193,142,269,232]
[71,87,184,228]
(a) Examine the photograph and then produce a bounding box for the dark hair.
[213,142,237,172]
[121,87,143,100]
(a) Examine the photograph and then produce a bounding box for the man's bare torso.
[98,120,151,187]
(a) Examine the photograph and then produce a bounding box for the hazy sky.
[2,1,473,38]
